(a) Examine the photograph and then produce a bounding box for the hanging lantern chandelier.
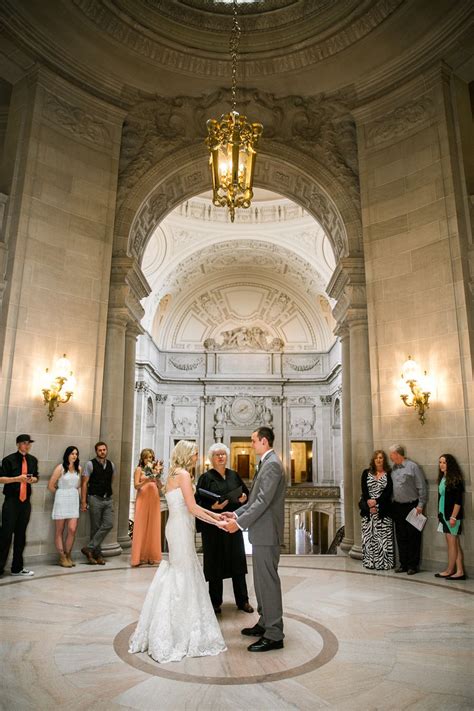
[205,0,263,222]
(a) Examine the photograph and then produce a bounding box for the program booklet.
[405,507,427,531]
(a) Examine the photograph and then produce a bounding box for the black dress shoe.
[241,624,265,637]
[238,602,254,613]
[445,574,466,581]
[248,637,284,652]
[395,566,407,573]
[407,568,418,575]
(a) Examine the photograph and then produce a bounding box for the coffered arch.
[144,238,336,352]
[118,142,360,265]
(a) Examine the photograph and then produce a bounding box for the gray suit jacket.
[235,450,286,546]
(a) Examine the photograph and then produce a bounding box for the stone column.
[337,325,353,552]
[328,257,373,558]
[117,323,142,550]
[100,255,150,556]
[99,311,128,556]
[348,315,373,559]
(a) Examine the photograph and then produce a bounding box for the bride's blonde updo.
[168,440,198,478]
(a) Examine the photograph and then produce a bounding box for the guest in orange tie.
[0,434,39,577]
[131,449,163,567]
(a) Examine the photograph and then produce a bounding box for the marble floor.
[1,555,473,711]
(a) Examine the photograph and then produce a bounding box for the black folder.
[198,486,242,504]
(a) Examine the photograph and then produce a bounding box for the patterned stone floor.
[1,555,472,710]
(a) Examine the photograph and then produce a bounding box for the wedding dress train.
[129,487,227,663]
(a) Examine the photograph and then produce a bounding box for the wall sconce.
[204,458,211,470]
[398,356,433,425]
[41,354,76,421]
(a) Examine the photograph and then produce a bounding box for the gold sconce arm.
[41,355,75,421]
[400,380,430,425]
[399,357,432,425]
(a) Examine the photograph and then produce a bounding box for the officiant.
[196,443,253,615]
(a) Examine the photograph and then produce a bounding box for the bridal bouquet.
[143,461,163,479]
[143,464,156,478]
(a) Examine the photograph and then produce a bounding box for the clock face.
[231,397,256,424]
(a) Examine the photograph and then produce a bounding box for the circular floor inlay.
[114,611,338,685]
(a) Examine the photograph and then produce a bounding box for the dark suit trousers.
[0,497,31,574]
[252,544,284,641]
[392,500,422,570]
[208,574,249,608]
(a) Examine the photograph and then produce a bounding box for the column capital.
[126,321,144,340]
[109,252,150,329]
[327,256,367,327]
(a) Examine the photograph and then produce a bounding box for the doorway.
[294,510,329,554]
[290,440,314,484]
[230,438,256,481]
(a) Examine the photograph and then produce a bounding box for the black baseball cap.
[16,434,34,444]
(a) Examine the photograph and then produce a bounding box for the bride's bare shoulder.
[175,467,191,478]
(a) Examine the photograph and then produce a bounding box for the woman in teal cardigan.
[435,454,466,580]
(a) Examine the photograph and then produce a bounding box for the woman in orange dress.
[131,449,163,567]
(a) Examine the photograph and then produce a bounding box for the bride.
[129,440,228,663]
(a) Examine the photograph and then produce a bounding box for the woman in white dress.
[129,440,228,664]
[48,446,81,568]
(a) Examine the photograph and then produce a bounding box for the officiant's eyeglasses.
[214,453,226,457]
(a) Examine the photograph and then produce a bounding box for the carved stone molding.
[289,404,317,437]
[72,0,404,80]
[204,326,284,353]
[176,197,307,224]
[364,97,434,149]
[42,91,113,148]
[135,380,149,392]
[320,395,333,405]
[288,396,316,405]
[168,356,204,371]
[284,357,321,372]
[119,87,358,215]
[170,403,199,435]
[155,394,168,403]
[286,486,340,499]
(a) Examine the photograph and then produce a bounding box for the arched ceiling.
[141,191,337,352]
[0,0,470,102]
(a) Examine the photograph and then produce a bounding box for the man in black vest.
[0,434,39,577]
[81,441,115,565]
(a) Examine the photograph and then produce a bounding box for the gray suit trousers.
[252,544,284,641]
[87,495,113,554]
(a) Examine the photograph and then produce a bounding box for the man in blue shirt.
[390,444,427,575]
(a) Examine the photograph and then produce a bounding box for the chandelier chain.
[230,0,241,112]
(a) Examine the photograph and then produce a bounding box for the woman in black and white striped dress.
[360,450,394,570]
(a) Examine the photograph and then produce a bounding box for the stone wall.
[0,68,124,561]
[355,65,473,569]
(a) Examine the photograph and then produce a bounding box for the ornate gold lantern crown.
[205,0,263,222]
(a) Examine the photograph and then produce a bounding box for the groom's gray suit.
[235,449,286,641]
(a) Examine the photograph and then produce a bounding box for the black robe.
[195,468,249,581]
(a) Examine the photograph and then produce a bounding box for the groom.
[223,426,286,651]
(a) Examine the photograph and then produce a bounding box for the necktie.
[19,455,28,502]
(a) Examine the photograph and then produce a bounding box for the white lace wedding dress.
[129,487,227,663]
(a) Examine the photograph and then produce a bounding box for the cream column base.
[117,535,132,549]
[101,542,123,557]
[349,544,363,560]
[340,538,353,552]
